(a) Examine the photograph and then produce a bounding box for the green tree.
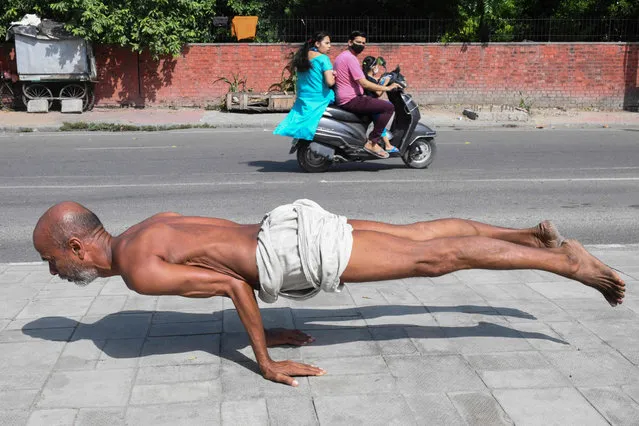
[1,0,218,57]
[450,0,517,42]
[0,1,53,40]
[2,0,637,50]
[219,0,303,42]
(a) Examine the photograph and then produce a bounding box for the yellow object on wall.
[231,16,258,41]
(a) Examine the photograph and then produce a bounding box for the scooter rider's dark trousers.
[340,95,394,143]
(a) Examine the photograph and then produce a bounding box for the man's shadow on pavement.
[22,305,567,373]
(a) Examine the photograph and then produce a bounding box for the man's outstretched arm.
[228,279,326,386]
[247,291,315,348]
[125,257,325,386]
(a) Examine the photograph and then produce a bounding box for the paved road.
[1,128,638,262]
[2,128,639,425]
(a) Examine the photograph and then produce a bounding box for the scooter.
[289,65,437,173]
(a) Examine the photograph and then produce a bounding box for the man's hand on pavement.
[260,359,327,386]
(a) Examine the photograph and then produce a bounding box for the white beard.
[72,271,98,287]
[61,264,99,287]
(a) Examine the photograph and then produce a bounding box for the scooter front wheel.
[296,141,331,173]
[402,138,436,169]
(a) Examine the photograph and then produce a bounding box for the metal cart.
[7,19,97,111]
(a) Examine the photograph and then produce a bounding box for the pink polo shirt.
[333,49,365,105]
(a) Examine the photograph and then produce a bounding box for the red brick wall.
[2,42,638,109]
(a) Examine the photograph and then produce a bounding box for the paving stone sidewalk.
[1,245,638,425]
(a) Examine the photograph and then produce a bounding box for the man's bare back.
[113,213,262,293]
[33,200,625,386]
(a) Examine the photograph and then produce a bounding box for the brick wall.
[2,42,638,109]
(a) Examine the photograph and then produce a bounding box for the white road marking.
[2,167,637,180]
[0,182,258,189]
[576,167,639,171]
[0,171,268,179]
[75,146,177,150]
[0,128,264,139]
[588,244,639,249]
[1,177,638,190]
[320,177,639,184]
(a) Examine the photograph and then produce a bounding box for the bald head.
[34,201,103,250]
[33,202,104,286]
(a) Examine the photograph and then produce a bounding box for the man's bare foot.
[561,239,625,306]
[534,220,565,248]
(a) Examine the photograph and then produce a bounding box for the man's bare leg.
[348,218,564,248]
[341,231,625,306]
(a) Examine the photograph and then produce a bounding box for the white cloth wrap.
[256,199,353,303]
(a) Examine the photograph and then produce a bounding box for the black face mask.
[351,43,365,54]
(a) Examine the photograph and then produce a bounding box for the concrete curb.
[2,122,639,134]
[1,108,639,133]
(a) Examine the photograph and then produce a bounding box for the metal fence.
[232,17,639,43]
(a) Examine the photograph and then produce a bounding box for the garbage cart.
[7,18,97,111]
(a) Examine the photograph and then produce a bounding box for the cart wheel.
[22,83,53,108]
[60,83,86,101]
[60,83,93,111]
[0,81,14,110]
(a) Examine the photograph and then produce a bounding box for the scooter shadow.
[248,159,410,173]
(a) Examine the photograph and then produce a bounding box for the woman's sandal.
[363,145,390,159]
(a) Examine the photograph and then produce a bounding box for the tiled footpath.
[0,245,638,425]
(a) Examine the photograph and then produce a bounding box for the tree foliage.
[1,0,637,55]
[1,0,217,57]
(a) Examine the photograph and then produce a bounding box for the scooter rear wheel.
[296,141,331,173]
[402,138,436,169]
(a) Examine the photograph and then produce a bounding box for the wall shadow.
[22,305,566,371]
[139,48,180,105]
[93,45,142,107]
[93,45,178,107]
[624,43,639,112]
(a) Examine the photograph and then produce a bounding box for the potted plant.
[215,73,267,111]
[267,62,296,111]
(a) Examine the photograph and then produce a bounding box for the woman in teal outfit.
[273,31,335,140]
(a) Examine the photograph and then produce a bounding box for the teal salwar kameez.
[273,55,334,140]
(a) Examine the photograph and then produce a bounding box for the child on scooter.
[362,56,398,153]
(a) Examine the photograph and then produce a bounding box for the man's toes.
[612,283,625,297]
[605,290,624,306]
[605,293,618,306]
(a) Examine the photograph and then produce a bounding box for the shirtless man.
[33,199,625,386]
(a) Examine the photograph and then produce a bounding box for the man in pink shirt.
[333,31,401,158]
